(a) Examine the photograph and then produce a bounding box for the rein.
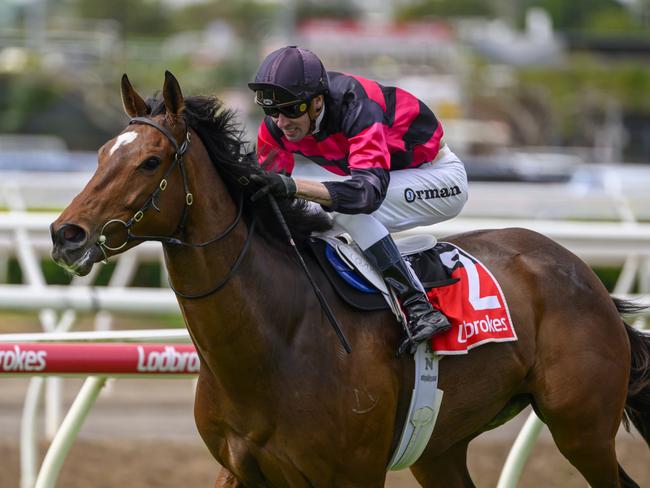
[97,116,256,300]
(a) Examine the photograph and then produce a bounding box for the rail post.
[34,376,108,488]
[496,412,545,488]
[20,377,44,488]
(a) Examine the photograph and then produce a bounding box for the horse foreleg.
[410,440,475,488]
[215,467,245,488]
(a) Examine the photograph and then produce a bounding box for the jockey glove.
[250,171,297,201]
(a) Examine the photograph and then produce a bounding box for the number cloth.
[426,243,517,354]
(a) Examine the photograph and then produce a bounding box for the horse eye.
[140,157,161,171]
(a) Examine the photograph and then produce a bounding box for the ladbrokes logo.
[136,346,200,373]
[0,346,47,372]
[404,186,461,203]
[458,314,510,343]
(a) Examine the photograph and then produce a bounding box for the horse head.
[51,71,194,276]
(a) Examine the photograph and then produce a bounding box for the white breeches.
[333,145,468,250]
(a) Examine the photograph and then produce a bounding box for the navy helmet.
[249,46,329,114]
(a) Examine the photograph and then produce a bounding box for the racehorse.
[51,71,650,487]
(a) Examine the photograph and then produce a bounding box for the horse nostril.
[64,226,83,242]
[55,223,88,248]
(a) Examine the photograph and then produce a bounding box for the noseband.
[97,116,256,300]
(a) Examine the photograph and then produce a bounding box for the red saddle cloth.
[424,243,516,355]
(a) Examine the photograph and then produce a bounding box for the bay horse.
[51,71,650,487]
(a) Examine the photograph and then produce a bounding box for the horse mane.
[146,95,332,246]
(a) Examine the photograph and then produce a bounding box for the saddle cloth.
[308,236,517,355]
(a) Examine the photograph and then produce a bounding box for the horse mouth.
[52,244,104,277]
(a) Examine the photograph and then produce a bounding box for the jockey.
[249,46,468,355]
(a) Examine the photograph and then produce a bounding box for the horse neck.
[163,138,297,390]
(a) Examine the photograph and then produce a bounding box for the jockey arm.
[285,100,391,214]
[294,179,333,207]
[255,100,390,214]
[318,100,390,214]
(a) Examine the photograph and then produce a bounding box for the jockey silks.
[256,72,444,214]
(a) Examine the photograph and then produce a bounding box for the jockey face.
[270,95,324,142]
[272,111,311,142]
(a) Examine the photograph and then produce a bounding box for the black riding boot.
[364,236,451,355]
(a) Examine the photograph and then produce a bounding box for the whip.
[267,195,352,354]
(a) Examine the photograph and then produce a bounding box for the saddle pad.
[426,243,517,355]
[308,238,388,311]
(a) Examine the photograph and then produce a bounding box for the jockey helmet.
[248,46,328,117]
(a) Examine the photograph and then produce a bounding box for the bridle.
[97,116,256,300]
[98,117,193,251]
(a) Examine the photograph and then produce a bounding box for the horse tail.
[613,297,650,447]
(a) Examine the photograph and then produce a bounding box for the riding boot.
[363,236,451,355]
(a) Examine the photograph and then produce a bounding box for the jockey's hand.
[250,171,297,202]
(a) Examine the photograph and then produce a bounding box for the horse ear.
[163,70,185,117]
[121,74,149,118]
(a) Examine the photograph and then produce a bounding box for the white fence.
[0,211,648,289]
[2,164,650,219]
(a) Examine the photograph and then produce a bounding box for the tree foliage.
[167,1,276,40]
[295,1,360,21]
[522,0,645,33]
[71,0,173,37]
[396,0,495,21]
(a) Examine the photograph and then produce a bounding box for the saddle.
[308,233,457,314]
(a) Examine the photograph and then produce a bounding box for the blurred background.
[0,2,649,487]
[0,0,648,170]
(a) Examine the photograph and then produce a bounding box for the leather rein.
[97,116,256,300]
